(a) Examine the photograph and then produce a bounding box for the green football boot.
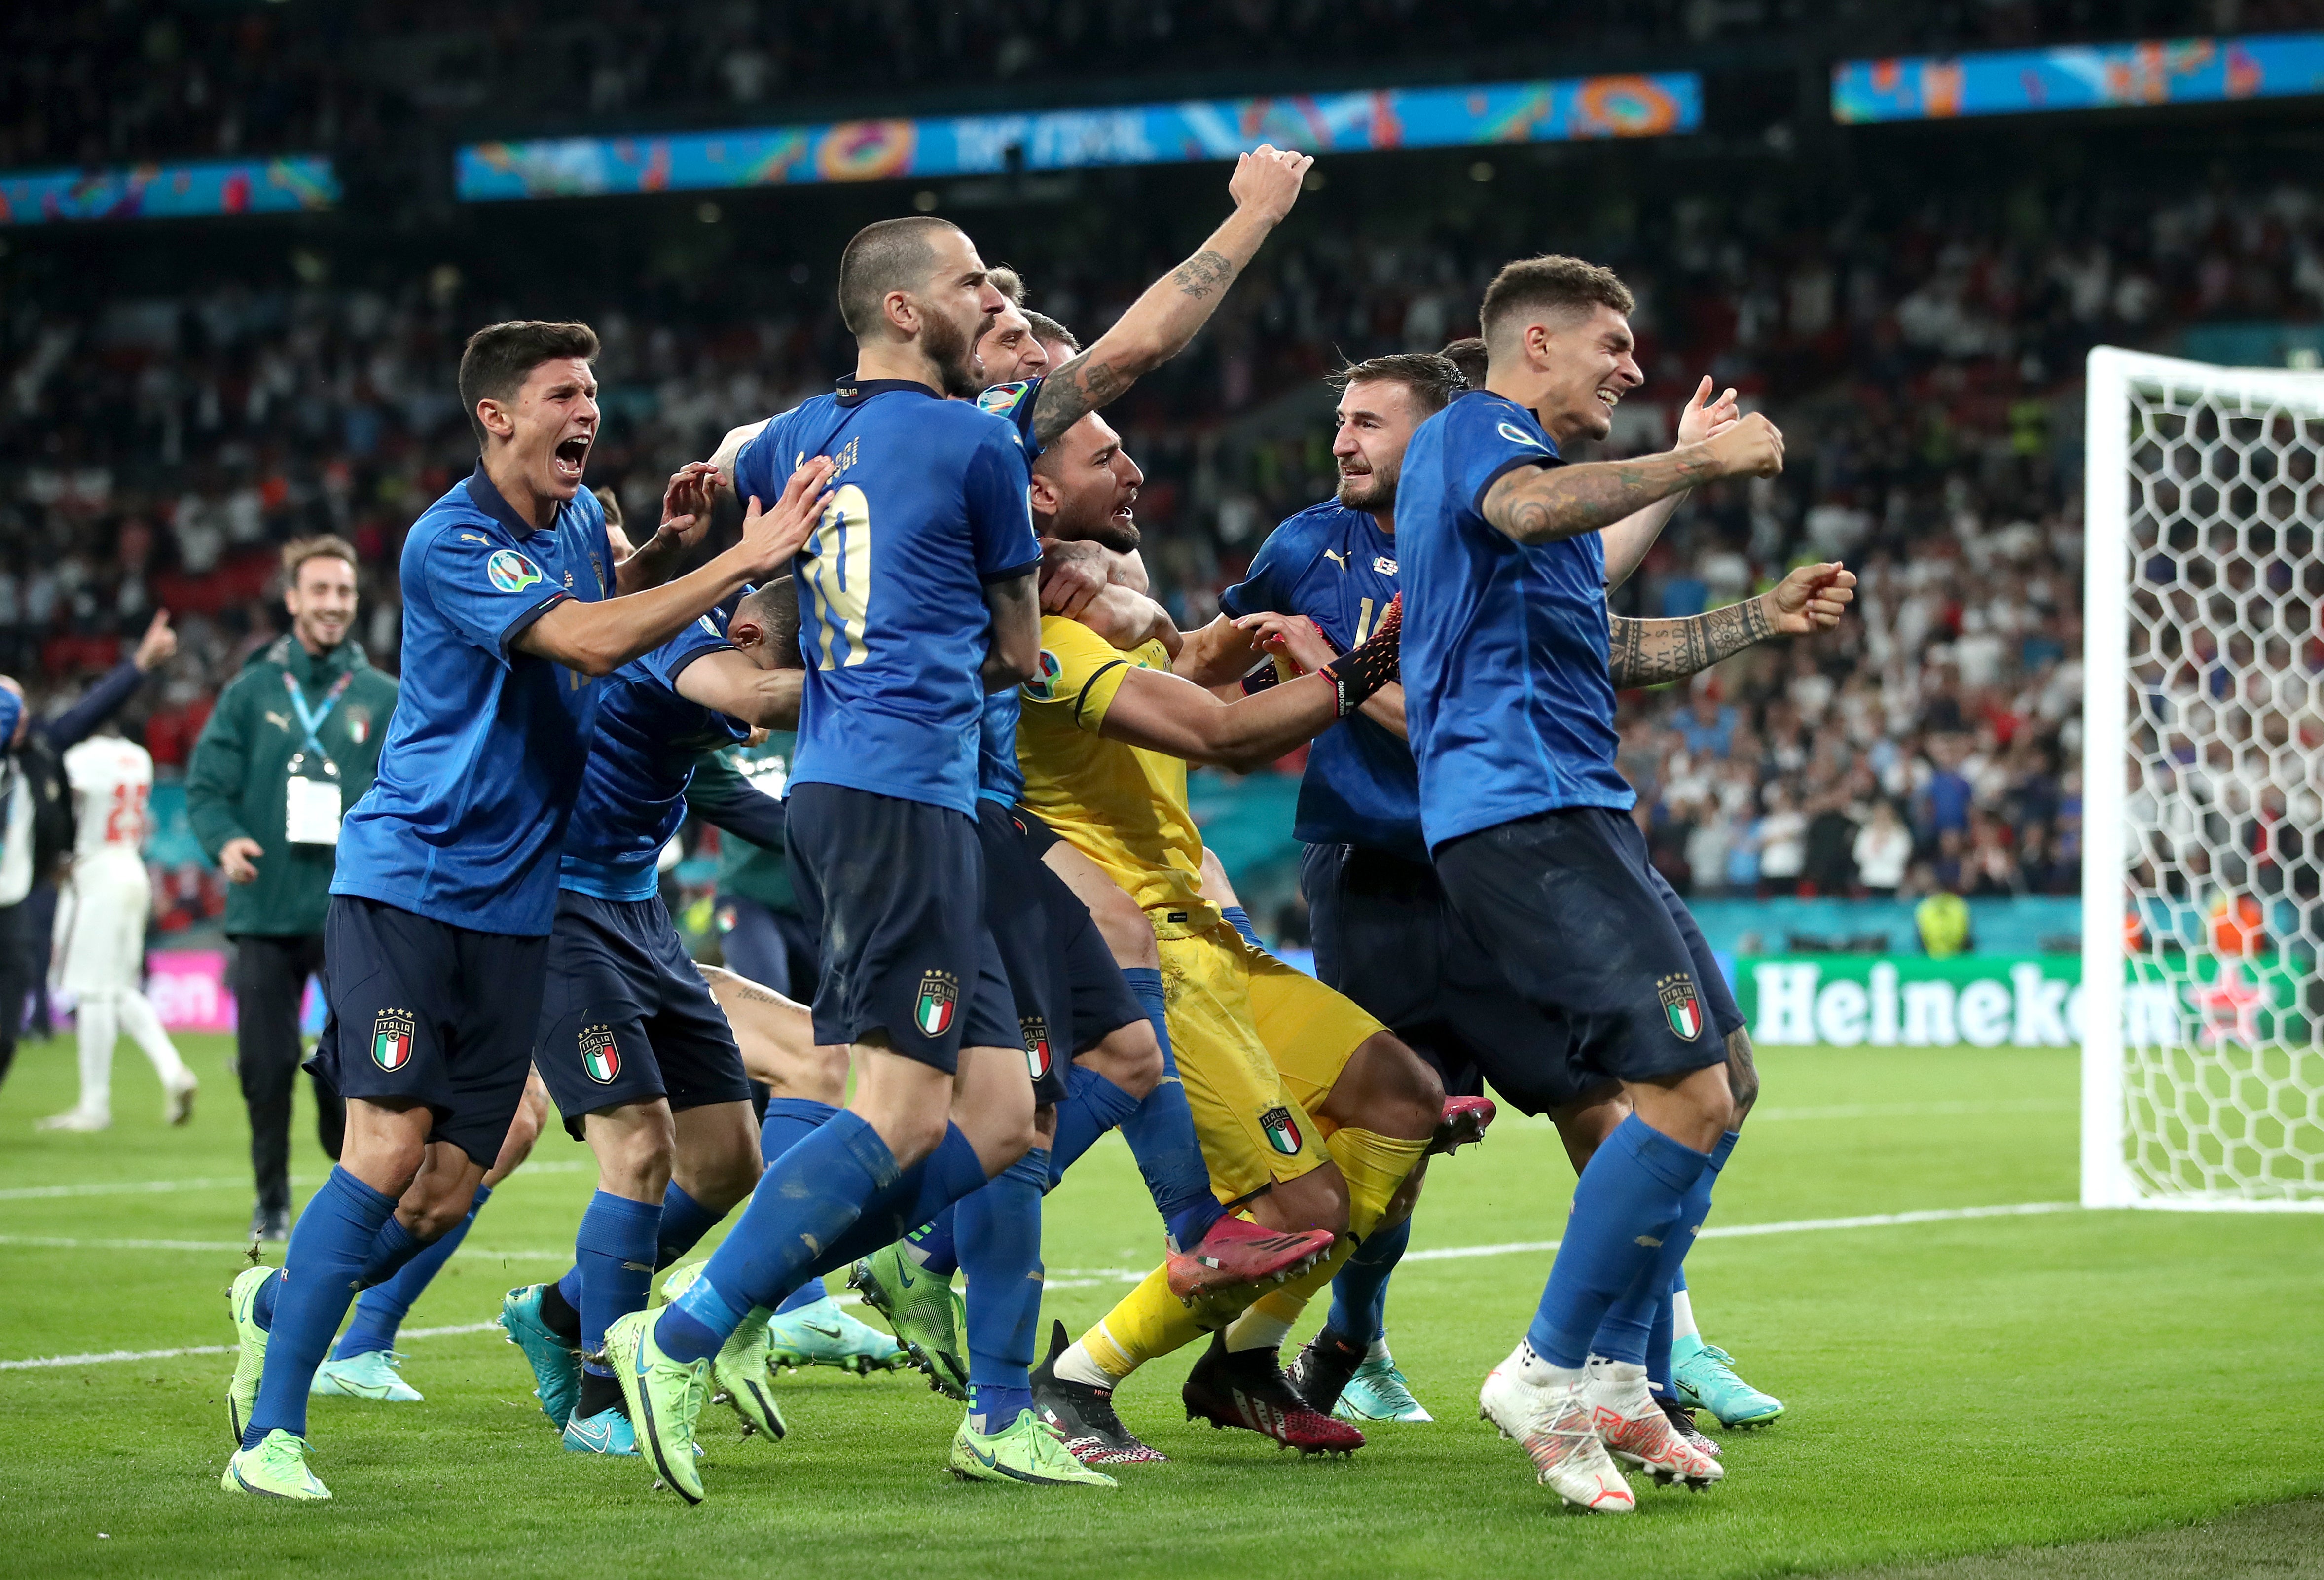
[849,1243,969,1401]
[765,1293,911,1374]
[1333,1352,1434,1423]
[1671,1334,1784,1427]
[498,1283,581,1428]
[605,1309,711,1503]
[659,1262,787,1440]
[949,1409,1119,1488]
[225,1266,273,1445]
[311,1349,423,1402]
[221,1429,331,1501]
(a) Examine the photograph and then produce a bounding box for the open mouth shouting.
[551,432,592,486]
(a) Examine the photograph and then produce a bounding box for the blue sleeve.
[965,425,1041,583]
[732,420,781,512]
[639,610,735,692]
[973,378,1044,462]
[43,658,145,750]
[420,519,569,659]
[1451,399,1561,518]
[1217,523,1297,619]
[0,685,21,754]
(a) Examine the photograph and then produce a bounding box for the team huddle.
[217,145,1855,1512]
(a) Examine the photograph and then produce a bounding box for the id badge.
[285,774,343,846]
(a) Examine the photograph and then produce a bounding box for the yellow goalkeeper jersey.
[1014,614,1218,934]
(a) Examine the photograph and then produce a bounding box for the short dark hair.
[1478,255,1634,351]
[590,486,624,530]
[736,576,802,668]
[1026,310,1079,353]
[1327,353,1467,419]
[282,535,359,587]
[985,265,1026,305]
[836,216,963,337]
[459,320,599,447]
[1438,337,1488,389]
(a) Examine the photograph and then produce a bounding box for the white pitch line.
[0,1160,595,1202]
[0,1235,579,1258]
[1395,1200,2081,1264]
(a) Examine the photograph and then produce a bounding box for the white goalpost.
[2082,347,2324,1212]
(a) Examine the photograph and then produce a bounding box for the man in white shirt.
[41,728,197,1131]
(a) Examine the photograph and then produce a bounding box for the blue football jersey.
[1397,391,1633,853]
[974,376,1046,461]
[558,608,748,902]
[1219,500,1422,860]
[735,380,1040,817]
[333,465,611,935]
[965,376,1048,807]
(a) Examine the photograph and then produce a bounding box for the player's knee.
[1341,1032,1442,1142]
[1033,1101,1059,1149]
[1080,1020,1162,1099]
[1088,895,1159,970]
[804,1041,851,1104]
[591,1106,677,1198]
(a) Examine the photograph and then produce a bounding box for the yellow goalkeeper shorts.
[1156,918,1385,1202]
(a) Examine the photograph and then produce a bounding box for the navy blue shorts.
[533,890,753,1141]
[1432,807,1729,1096]
[786,783,1017,1073]
[715,894,818,1001]
[980,799,1145,1107]
[309,894,546,1168]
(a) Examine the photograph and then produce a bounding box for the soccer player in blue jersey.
[1185,350,1847,1440]
[1390,257,1796,1511]
[220,319,833,1502]
[609,217,1058,1503]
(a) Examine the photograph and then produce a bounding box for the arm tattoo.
[1490,452,1721,544]
[1607,596,1774,686]
[1170,249,1235,299]
[1031,349,1138,446]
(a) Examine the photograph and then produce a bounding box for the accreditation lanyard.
[283,670,354,846]
[283,670,354,775]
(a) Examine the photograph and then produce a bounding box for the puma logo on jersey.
[1323,549,1349,571]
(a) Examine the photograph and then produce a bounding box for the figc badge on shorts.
[371,1011,415,1072]
[914,971,959,1037]
[1658,974,1704,1041]
[580,1025,620,1084]
[1260,1103,1303,1156]
[1021,1015,1053,1081]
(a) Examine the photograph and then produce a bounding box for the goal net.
[2082,347,2324,1211]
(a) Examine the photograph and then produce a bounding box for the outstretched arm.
[1484,414,1782,547]
[1600,376,1740,590]
[1029,146,1311,447]
[1607,562,1855,687]
[674,648,805,730]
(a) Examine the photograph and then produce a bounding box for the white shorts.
[52,855,152,996]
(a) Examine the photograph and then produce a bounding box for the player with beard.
[1178,350,1844,1440]
[996,406,1436,1461]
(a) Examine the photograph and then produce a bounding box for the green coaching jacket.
[186,633,399,938]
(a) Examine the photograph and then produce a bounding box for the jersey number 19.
[802,484,872,669]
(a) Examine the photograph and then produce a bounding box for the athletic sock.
[758,1096,845,1314]
[1222,1307,1293,1354]
[575,1367,625,1421]
[573,1190,662,1375]
[654,1182,724,1271]
[1074,1265,1208,1383]
[540,1274,583,1343]
[1220,906,1262,949]
[656,1111,902,1364]
[244,1166,396,1447]
[1048,1063,1140,1180]
[1588,1129,1734,1366]
[1526,1113,1710,1370]
[796,1124,987,1287]
[334,1185,492,1360]
[905,1206,960,1277]
[72,992,116,1117]
[1325,1211,1410,1347]
[1647,1284,1676,1399]
[1670,1267,1700,1343]
[960,1147,1047,1435]
[117,990,191,1087]
[1116,967,1222,1251]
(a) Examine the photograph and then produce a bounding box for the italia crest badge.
[1658,974,1704,1041]
[914,971,959,1038]
[1260,1104,1304,1156]
[580,1025,620,1084]
[1021,1015,1053,1082]
[371,1010,414,1072]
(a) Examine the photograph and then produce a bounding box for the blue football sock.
[1325,1211,1410,1345]
[1117,967,1223,1251]
[244,1166,396,1447]
[759,1097,845,1314]
[1526,1113,1711,1370]
[1048,1063,1140,1181]
[657,1111,903,1364]
[1589,1129,1735,1365]
[573,1191,662,1375]
[356,1214,425,1290]
[1221,905,1262,949]
[1647,1284,1676,1397]
[960,1146,1047,1436]
[654,1182,725,1271]
[334,1185,492,1360]
[906,1206,959,1278]
[797,1123,987,1287]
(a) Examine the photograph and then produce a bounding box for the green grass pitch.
[2,1033,2317,1579]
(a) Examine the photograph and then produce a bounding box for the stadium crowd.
[7,159,2324,927]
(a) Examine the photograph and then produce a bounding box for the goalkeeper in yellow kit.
[1012,408,1445,1459]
